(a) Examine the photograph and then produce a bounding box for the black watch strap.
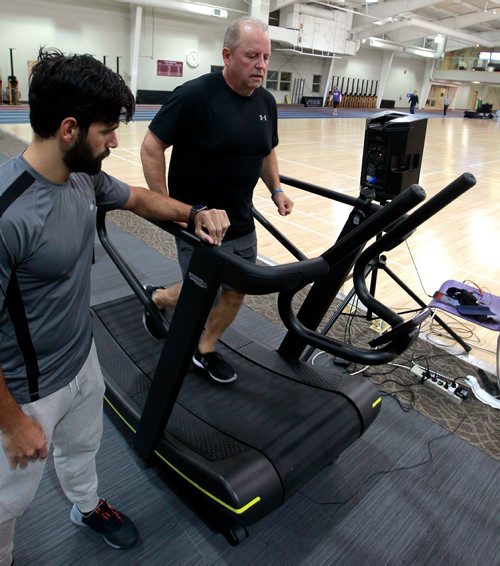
[189,205,208,229]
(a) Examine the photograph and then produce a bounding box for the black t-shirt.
[149,72,278,240]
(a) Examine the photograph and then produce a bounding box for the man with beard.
[141,17,293,383]
[0,49,229,564]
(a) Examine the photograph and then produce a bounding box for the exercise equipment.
[92,163,475,545]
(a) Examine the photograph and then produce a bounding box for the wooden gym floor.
[2,113,499,372]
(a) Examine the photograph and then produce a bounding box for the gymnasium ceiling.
[271,0,500,50]
[116,0,499,51]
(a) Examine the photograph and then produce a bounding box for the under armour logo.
[259,114,267,121]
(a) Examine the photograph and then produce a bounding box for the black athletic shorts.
[175,231,257,293]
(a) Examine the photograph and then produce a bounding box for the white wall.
[329,45,382,81]
[0,0,131,98]
[137,9,228,91]
[383,56,426,107]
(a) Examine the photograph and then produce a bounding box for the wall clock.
[186,49,200,68]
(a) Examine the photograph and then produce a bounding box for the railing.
[436,55,500,72]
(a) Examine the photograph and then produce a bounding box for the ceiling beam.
[352,17,497,48]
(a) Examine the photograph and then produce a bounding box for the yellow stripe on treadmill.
[154,449,261,514]
[104,395,137,433]
[372,397,381,408]
[104,396,261,515]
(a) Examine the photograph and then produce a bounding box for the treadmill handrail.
[103,180,424,361]
[96,209,172,335]
[279,174,381,213]
[96,209,329,299]
[251,175,384,263]
[252,205,307,262]
[352,172,477,324]
[275,173,476,364]
[97,180,424,303]
[320,184,426,266]
[277,287,418,364]
[197,244,330,295]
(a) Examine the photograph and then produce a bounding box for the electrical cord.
[299,399,471,507]
[378,388,416,412]
[349,365,369,376]
[404,239,431,299]
[310,350,328,366]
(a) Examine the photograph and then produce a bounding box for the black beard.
[63,131,109,175]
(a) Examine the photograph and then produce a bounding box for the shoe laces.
[94,499,122,527]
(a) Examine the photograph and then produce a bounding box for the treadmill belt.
[92,293,363,493]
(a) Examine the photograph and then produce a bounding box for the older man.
[141,16,294,383]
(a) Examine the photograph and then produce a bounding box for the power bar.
[410,364,469,403]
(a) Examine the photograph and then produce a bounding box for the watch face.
[192,205,207,213]
[186,49,200,68]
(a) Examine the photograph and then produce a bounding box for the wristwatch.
[189,204,207,229]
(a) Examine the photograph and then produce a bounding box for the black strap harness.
[1,170,40,401]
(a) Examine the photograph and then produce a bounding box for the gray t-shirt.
[0,154,130,403]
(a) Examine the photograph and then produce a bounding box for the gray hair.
[223,17,269,50]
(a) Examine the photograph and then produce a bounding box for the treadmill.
[92,171,475,545]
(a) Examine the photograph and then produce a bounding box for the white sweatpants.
[0,342,105,566]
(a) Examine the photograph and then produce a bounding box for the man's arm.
[140,129,171,196]
[122,185,229,246]
[260,148,293,216]
[0,367,48,470]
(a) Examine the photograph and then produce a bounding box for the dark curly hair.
[29,48,135,138]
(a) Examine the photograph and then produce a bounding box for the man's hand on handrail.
[194,209,230,246]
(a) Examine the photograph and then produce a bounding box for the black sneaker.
[70,498,138,549]
[192,349,237,383]
[142,284,172,339]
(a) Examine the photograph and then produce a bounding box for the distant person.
[140,16,293,384]
[408,90,419,114]
[0,48,229,565]
[443,94,451,116]
[330,86,342,115]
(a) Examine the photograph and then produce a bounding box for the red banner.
[157,60,183,77]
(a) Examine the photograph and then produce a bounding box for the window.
[266,70,278,90]
[280,71,292,91]
[267,71,292,92]
[312,74,321,93]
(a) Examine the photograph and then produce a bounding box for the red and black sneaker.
[70,498,138,549]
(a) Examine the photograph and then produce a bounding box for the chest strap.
[0,170,35,216]
[1,170,40,401]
